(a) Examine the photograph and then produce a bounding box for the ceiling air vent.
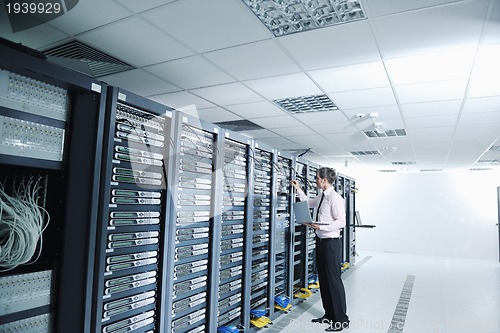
[350,150,380,156]
[274,94,338,114]
[379,169,397,172]
[215,119,264,132]
[364,129,407,138]
[420,169,443,172]
[42,41,135,78]
[391,161,416,165]
[477,159,500,164]
[470,168,492,171]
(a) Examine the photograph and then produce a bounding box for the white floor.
[269,251,500,333]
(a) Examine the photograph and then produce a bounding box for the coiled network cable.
[0,178,50,271]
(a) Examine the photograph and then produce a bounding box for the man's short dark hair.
[317,167,337,185]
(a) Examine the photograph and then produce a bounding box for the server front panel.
[171,124,216,333]
[93,92,171,333]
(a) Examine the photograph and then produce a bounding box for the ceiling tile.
[78,17,193,67]
[384,47,476,85]
[114,0,176,13]
[373,0,489,58]
[204,40,301,81]
[250,115,304,129]
[194,107,242,123]
[278,21,381,70]
[308,61,390,93]
[144,56,235,89]
[405,114,458,128]
[271,126,317,137]
[454,123,500,141]
[315,123,360,135]
[400,100,462,117]
[293,110,349,126]
[459,111,500,125]
[50,0,132,35]
[406,126,455,137]
[410,134,453,144]
[482,0,500,44]
[330,87,397,109]
[225,102,286,119]
[142,0,270,53]
[362,0,464,18]
[99,69,180,96]
[239,129,279,139]
[1,22,69,50]
[243,73,322,100]
[394,79,468,104]
[288,135,334,145]
[343,105,402,121]
[462,96,500,113]
[468,44,500,98]
[259,137,295,146]
[148,91,215,110]
[191,83,265,106]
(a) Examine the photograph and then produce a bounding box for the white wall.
[344,168,500,261]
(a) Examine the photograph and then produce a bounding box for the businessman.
[291,167,349,332]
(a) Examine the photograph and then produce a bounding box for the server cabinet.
[0,40,106,333]
[291,159,308,300]
[335,175,348,266]
[271,152,293,317]
[249,142,275,327]
[164,113,221,333]
[335,174,356,269]
[346,178,356,266]
[92,87,173,333]
[217,132,253,330]
[305,162,319,284]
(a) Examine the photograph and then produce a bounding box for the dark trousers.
[316,237,349,323]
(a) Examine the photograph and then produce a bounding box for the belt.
[316,237,338,242]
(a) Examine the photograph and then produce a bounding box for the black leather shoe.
[311,316,330,324]
[325,321,349,332]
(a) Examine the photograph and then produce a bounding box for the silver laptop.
[292,201,329,225]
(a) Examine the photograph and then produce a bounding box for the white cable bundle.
[0,179,50,271]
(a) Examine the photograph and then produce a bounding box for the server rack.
[271,152,294,316]
[346,178,356,266]
[164,112,221,333]
[335,174,356,268]
[291,159,308,301]
[305,162,320,285]
[217,132,253,331]
[249,141,275,328]
[92,87,173,333]
[0,40,106,333]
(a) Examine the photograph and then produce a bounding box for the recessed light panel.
[242,0,366,37]
[274,94,338,114]
[350,151,380,156]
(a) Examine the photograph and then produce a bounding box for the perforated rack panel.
[274,156,292,300]
[94,90,172,333]
[171,124,215,333]
[306,164,319,279]
[217,138,248,328]
[250,147,273,317]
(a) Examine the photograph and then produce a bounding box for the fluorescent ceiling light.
[242,0,366,37]
[274,94,338,113]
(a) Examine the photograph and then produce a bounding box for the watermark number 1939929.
[2,0,80,32]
